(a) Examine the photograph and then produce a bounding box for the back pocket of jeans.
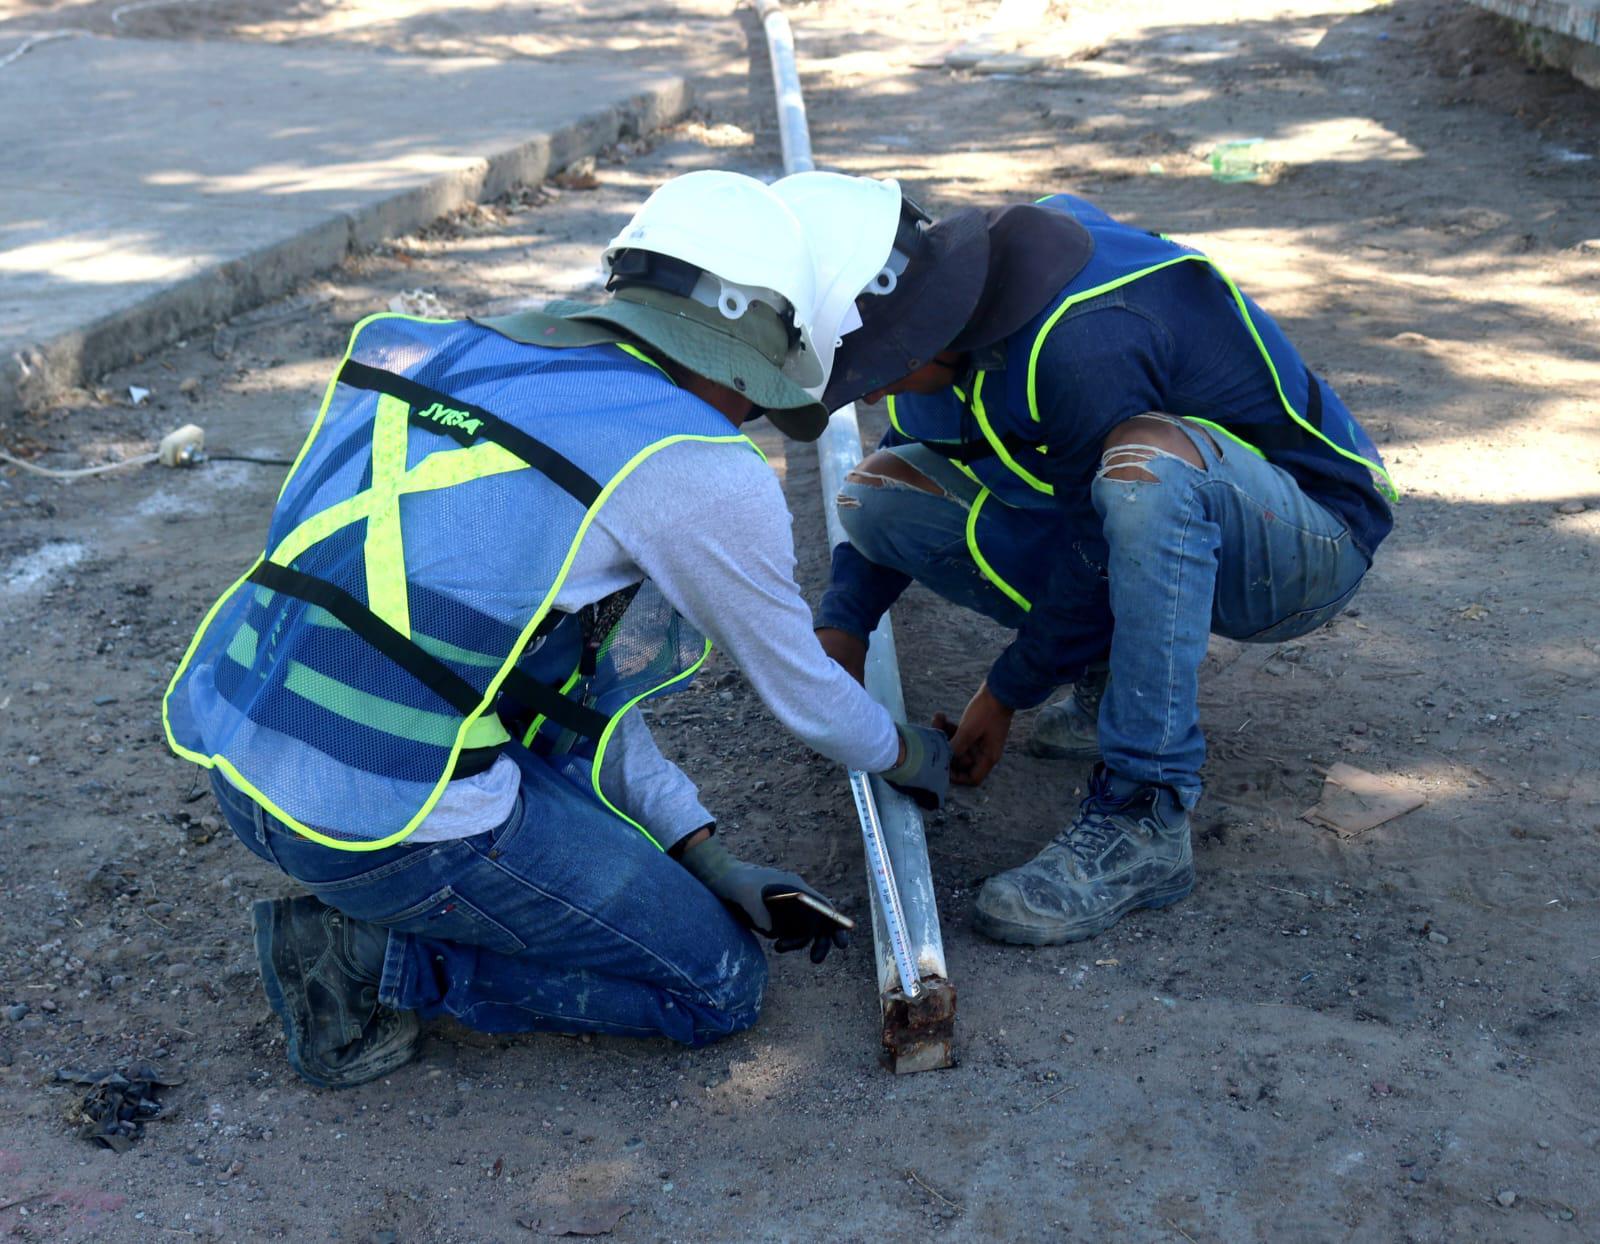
[375,885,526,955]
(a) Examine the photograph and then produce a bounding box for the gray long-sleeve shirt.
[409,436,900,845]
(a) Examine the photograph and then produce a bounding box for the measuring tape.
[848,770,923,999]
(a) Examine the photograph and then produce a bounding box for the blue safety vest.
[163,314,758,851]
[885,194,1394,613]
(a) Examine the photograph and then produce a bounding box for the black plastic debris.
[56,1062,184,1151]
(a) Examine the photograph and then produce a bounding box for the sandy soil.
[2,0,1599,1240]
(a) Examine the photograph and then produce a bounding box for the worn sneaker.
[252,895,419,1089]
[1026,669,1108,761]
[973,765,1193,945]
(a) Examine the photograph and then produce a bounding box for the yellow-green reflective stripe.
[281,605,505,669]
[1023,253,1397,500]
[226,621,258,668]
[464,715,511,748]
[950,458,982,486]
[588,638,712,850]
[1209,266,1398,500]
[972,371,1053,496]
[269,440,528,570]
[410,628,504,669]
[180,426,758,850]
[364,394,413,635]
[1183,417,1266,460]
[965,489,1032,613]
[228,617,502,745]
[616,342,670,377]
[885,394,906,437]
[279,661,487,748]
[163,555,265,765]
[521,665,583,747]
[1026,255,1203,423]
[274,312,458,503]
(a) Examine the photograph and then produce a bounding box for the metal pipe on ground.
[752,0,956,1074]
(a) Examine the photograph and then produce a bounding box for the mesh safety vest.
[163,314,757,851]
[885,193,1396,614]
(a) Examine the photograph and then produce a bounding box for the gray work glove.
[679,837,850,964]
[882,723,952,811]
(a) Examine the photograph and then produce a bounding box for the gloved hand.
[882,723,952,811]
[679,836,850,963]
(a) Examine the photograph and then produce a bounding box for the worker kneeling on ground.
[807,186,1395,946]
[161,171,950,1089]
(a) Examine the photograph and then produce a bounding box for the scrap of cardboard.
[1302,763,1426,837]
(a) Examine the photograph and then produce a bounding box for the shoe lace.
[1056,767,1135,863]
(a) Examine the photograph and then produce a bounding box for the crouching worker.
[161,171,950,1088]
[810,189,1395,946]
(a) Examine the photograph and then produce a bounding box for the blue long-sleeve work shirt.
[818,257,1394,710]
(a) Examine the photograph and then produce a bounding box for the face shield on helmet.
[599,170,826,388]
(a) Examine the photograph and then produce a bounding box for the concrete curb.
[0,77,690,421]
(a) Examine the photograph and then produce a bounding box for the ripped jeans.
[832,419,1369,806]
[212,745,766,1044]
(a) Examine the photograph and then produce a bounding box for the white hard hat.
[770,172,904,400]
[602,170,825,387]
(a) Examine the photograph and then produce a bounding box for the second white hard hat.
[770,171,905,400]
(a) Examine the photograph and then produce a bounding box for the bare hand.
[935,682,1014,786]
[816,627,867,684]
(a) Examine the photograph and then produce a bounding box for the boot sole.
[973,869,1196,947]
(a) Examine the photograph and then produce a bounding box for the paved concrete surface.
[1468,0,1600,89]
[1468,0,1600,42]
[0,35,688,416]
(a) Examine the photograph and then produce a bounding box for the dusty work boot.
[1026,668,1108,761]
[252,895,419,1089]
[973,765,1193,945]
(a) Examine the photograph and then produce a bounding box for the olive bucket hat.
[530,287,829,441]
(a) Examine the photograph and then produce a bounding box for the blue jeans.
[212,748,766,1045]
[837,422,1368,807]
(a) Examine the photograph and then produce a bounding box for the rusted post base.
[882,977,957,1074]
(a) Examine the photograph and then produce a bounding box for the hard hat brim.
[820,204,1095,412]
[548,294,830,442]
[820,207,991,413]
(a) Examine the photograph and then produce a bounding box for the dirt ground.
[2,0,1599,1240]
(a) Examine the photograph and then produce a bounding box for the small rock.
[1496,1189,1517,1208]
[178,377,201,397]
[1554,500,1587,515]
[4,1003,28,1022]
[1427,930,1449,945]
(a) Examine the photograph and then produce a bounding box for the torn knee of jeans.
[835,489,862,509]
[1096,445,1164,484]
[843,467,953,500]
